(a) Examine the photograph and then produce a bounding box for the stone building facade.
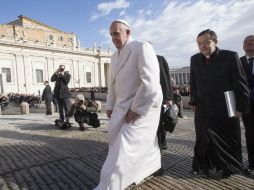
[0,15,111,94]
[170,66,190,86]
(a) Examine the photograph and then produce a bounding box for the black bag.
[85,112,100,128]
[55,119,72,130]
[163,104,179,133]
[74,109,100,128]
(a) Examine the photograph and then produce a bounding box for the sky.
[1,0,254,68]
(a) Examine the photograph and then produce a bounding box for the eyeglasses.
[244,39,254,43]
[197,40,213,46]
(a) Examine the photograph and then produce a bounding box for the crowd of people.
[173,85,190,96]
[0,93,9,111]
[6,93,40,108]
[69,87,108,93]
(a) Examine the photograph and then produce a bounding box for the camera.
[78,100,83,106]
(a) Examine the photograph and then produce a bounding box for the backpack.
[86,99,98,112]
[85,112,100,128]
[163,104,179,133]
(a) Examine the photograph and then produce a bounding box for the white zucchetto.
[112,19,130,28]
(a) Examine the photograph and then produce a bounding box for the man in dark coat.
[42,81,53,115]
[51,65,71,122]
[173,89,183,118]
[156,55,173,150]
[189,29,249,177]
[240,35,254,172]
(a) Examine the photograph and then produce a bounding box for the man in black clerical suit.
[42,81,53,115]
[156,55,173,150]
[240,35,254,172]
[189,29,249,177]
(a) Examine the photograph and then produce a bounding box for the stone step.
[2,103,46,115]
[2,101,107,115]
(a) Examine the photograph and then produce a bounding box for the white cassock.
[94,37,163,190]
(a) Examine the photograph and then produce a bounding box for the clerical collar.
[246,55,254,60]
[202,47,218,59]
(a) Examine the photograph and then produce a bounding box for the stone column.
[73,59,81,88]
[46,57,55,87]
[185,72,188,85]
[23,55,32,93]
[100,61,105,87]
[14,54,26,93]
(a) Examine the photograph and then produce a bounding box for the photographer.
[68,94,100,131]
[51,65,71,123]
[68,94,87,131]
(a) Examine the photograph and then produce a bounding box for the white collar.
[246,55,254,60]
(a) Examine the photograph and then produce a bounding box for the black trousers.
[56,98,70,121]
[242,110,254,168]
[45,100,52,114]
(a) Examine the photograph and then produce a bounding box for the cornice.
[0,40,112,58]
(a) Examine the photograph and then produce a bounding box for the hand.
[164,100,172,107]
[107,110,113,118]
[192,106,196,112]
[234,111,242,117]
[80,104,86,110]
[126,109,140,124]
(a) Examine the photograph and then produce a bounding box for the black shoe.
[191,170,199,175]
[159,142,168,150]
[160,145,168,150]
[222,170,234,178]
[247,166,254,173]
[79,123,85,131]
[152,167,164,176]
[248,168,253,172]
[191,169,209,176]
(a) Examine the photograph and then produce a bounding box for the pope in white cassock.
[94,19,163,190]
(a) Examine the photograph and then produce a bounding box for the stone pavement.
[0,111,253,190]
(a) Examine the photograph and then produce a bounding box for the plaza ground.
[0,109,253,190]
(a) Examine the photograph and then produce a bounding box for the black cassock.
[189,48,249,174]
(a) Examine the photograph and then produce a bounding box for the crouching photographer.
[68,94,100,131]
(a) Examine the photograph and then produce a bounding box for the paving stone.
[0,111,254,190]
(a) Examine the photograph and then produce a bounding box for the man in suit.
[189,29,249,177]
[51,65,71,122]
[94,19,162,190]
[241,35,254,172]
[42,81,53,115]
[157,55,173,150]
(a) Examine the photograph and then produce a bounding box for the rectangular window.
[86,72,92,83]
[58,36,63,41]
[1,67,11,82]
[48,35,53,40]
[36,69,43,83]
